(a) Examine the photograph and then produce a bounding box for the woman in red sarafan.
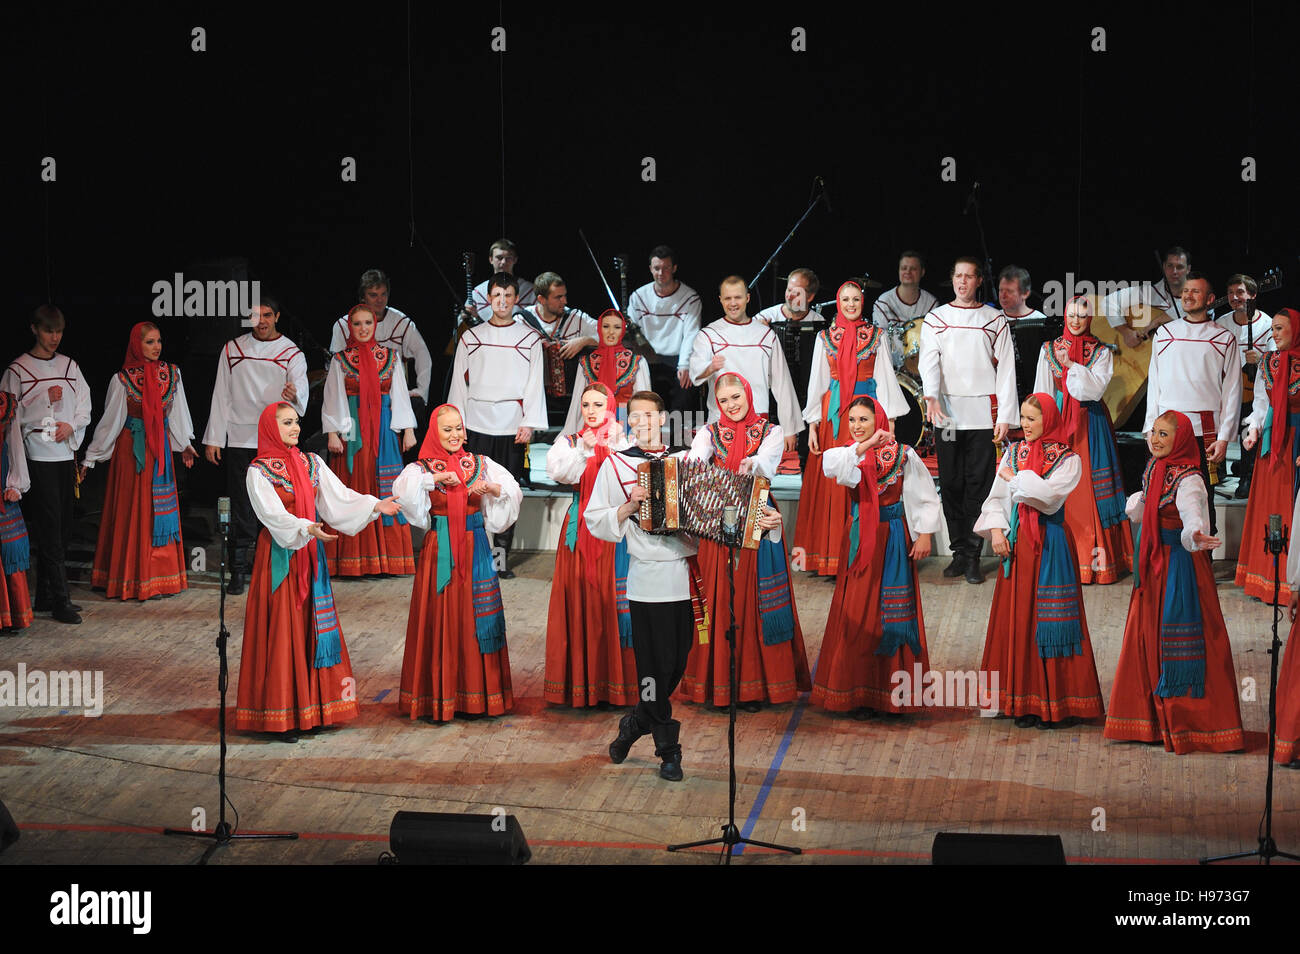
[544,382,638,707]
[0,390,34,632]
[1236,308,1300,608]
[975,392,1105,728]
[392,404,522,722]
[794,280,909,577]
[811,396,941,718]
[321,303,417,577]
[1033,296,1133,584]
[562,309,650,435]
[236,403,399,740]
[1103,410,1244,754]
[678,372,809,710]
[81,321,197,600]
[1274,489,1300,766]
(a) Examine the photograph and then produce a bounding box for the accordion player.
[636,456,771,550]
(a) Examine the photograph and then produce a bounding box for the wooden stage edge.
[0,548,1295,866]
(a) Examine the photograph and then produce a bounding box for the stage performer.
[588,390,709,781]
[322,304,417,577]
[1102,246,1190,350]
[2,305,92,624]
[329,269,433,408]
[997,265,1047,410]
[1141,272,1239,529]
[756,268,824,406]
[235,403,400,741]
[1237,308,1300,607]
[392,404,522,722]
[80,322,198,600]
[810,396,940,719]
[919,258,1018,585]
[561,309,650,435]
[1033,296,1133,584]
[544,382,637,707]
[1216,273,1273,499]
[203,297,309,594]
[688,276,803,451]
[679,373,807,710]
[520,271,598,429]
[794,279,908,577]
[1103,411,1244,753]
[975,393,1105,728]
[469,239,537,316]
[0,386,33,634]
[626,245,703,416]
[1274,487,1300,767]
[447,272,546,578]
[872,252,937,370]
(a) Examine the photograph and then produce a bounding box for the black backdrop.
[13,0,1300,513]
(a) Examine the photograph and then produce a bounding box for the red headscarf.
[714,372,761,473]
[1058,295,1096,440]
[419,403,475,579]
[850,396,895,577]
[346,304,381,451]
[255,402,315,602]
[124,322,167,476]
[833,280,867,396]
[575,382,620,583]
[1267,307,1300,461]
[593,309,629,395]
[1138,410,1201,590]
[1015,393,1072,554]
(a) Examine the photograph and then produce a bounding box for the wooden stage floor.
[1,552,1295,866]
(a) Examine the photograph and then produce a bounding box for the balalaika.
[636,457,770,550]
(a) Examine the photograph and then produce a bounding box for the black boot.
[652,721,683,781]
[942,549,969,578]
[608,712,648,764]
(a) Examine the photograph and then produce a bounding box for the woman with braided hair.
[392,404,522,722]
[811,395,941,718]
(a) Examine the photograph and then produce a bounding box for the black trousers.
[222,446,259,575]
[22,459,75,607]
[466,430,527,557]
[648,360,699,417]
[935,427,997,557]
[629,599,695,732]
[1233,401,1256,481]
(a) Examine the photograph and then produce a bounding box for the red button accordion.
[636,457,770,550]
[543,342,568,397]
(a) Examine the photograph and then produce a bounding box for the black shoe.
[35,600,82,612]
[739,700,763,713]
[942,552,969,578]
[226,573,245,595]
[659,755,683,782]
[52,605,82,624]
[497,569,515,580]
[651,722,684,781]
[964,559,986,584]
[609,713,648,764]
[1234,478,1251,499]
[852,707,876,721]
[278,730,300,743]
[1013,714,1040,729]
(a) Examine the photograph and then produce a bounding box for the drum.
[901,318,924,376]
[895,371,928,451]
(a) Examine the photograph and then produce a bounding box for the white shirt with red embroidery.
[201,333,309,450]
[918,302,1018,429]
[1142,318,1241,441]
[472,277,537,317]
[627,281,702,369]
[1214,310,1274,367]
[584,447,698,602]
[329,306,433,403]
[1101,277,1186,329]
[872,285,938,366]
[517,304,597,345]
[447,320,547,435]
[687,317,803,436]
[0,353,93,462]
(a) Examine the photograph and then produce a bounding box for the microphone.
[218,496,231,529]
[818,177,833,214]
[1246,300,1258,320]
[1266,513,1286,555]
[963,182,980,215]
[722,504,739,546]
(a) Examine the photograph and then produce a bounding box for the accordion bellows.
[637,458,770,550]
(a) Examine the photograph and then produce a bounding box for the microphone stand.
[1202,515,1300,866]
[668,506,801,864]
[163,498,299,862]
[748,177,829,294]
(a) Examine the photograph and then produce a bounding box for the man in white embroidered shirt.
[329,269,433,414]
[627,244,703,417]
[918,257,1018,585]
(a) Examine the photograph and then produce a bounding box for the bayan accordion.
[543,342,568,397]
[636,457,770,550]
